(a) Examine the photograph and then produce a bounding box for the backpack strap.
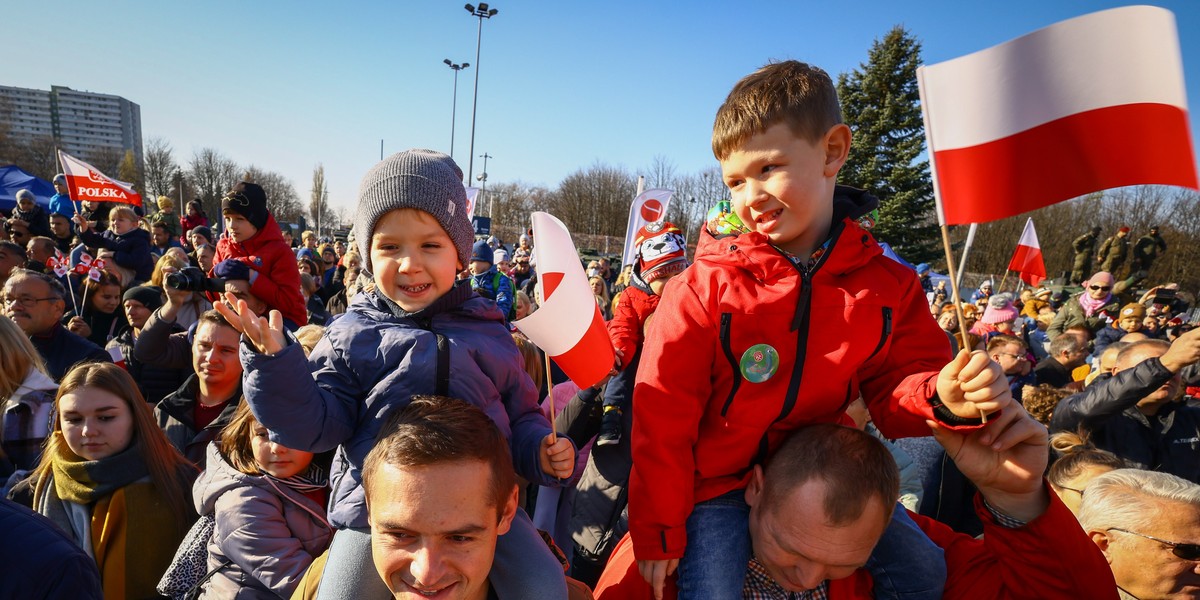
[436,333,450,396]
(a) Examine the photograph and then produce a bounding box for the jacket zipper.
[719,312,743,418]
[865,306,893,362]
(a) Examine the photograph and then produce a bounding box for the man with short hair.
[5,219,31,250]
[48,213,74,255]
[987,334,1036,402]
[0,241,28,287]
[1051,332,1200,483]
[2,269,111,380]
[1035,330,1089,388]
[1048,271,1121,341]
[363,396,588,600]
[150,220,182,256]
[596,414,1117,598]
[153,309,243,467]
[25,237,56,270]
[1078,468,1200,600]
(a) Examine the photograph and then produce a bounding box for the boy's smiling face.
[371,208,462,312]
[720,122,849,257]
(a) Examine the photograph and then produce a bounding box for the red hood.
[694,217,883,283]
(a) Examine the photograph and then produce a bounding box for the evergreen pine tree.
[836,26,939,264]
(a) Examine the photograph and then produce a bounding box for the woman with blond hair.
[29,362,196,599]
[590,275,612,321]
[151,252,212,329]
[0,316,58,494]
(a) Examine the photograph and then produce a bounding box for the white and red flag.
[58,150,142,207]
[621,188,674,267]
[514,212,615,389]
[1007,218,1046,287]
[919,5,1197,225]
[464,186,481,220]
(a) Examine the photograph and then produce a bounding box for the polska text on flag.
[58,150,143,207]
[1007,218,1046,287]
[918,5,1198,226]
[513,212,615,389]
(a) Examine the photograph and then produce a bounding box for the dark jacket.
[0,498,103,599]
[193,444,332,600]
[132,306,195,370]
[30,322,112,382]
[1033,357,1074,389]
[107,326,190,405]
[10,205,52,239]
[77,226,155,284]
[154,376,242,468]
[240,285,560,529]
[1051,357,1200,483]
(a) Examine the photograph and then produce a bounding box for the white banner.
[620,188,674,267]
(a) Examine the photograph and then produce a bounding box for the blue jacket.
[241,284,561,528]
[78,226,155,284]
[470,266,515,320]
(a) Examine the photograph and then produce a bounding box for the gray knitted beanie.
[354,149,474,272]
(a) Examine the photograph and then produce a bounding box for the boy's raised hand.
[213,292,286,356]
[934,349,1013,420]
[539,434,574,479]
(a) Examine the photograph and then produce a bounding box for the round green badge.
[739,343,779,383]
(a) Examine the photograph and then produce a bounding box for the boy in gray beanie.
[220,149,574,599]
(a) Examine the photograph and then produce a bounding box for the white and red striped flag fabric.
[621,188,674,267]
[918,5,1197,226]
[58,150,143,207]
[514,212,615,389]
[1007,218,1046,287]
[464,186,481,220]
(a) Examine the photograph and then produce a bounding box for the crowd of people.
[1,59,1198,600]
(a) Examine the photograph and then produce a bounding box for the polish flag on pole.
[58,150,143,207]
[919,5,1198,226]
[464,186,481,220]
[1007,218,1046,287]
[514,212,615,389]
[621,188,674,267]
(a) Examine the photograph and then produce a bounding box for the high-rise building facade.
[0,84,143,166]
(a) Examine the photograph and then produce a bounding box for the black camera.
[165,267,225,293]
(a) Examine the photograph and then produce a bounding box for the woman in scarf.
[192,401,333,599]
[30,362,196,599]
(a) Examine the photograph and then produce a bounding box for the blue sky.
[8,1,1198,214]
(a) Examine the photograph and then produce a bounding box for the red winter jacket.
[595,487,1118,599]
[608,277,661,366]
[210,214,307,327]
[630,194,967,561]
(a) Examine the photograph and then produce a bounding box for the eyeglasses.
[1089,285,1112,292]
[1107,528,1200,561]
[995,352,1028,361]
[2,295,58,308]
[1056,485,1084,496]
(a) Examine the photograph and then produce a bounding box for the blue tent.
[0,165,55,213]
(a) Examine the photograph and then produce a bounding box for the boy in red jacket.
[630,60,1016,599]
[210,182,307,327]
[597,221,688,446]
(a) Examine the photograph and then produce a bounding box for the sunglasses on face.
[1089,285,1112,292]
[1108,528,1200,561]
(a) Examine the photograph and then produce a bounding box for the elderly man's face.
[1097,498,1200,599]
[3,277,63,335]
[746,470,889,593]
[370,459,517,600]
[1087,273,1114,300]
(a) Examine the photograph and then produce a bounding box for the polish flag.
[464,186,481,220]
[514,212,615,389]
[1007,218,1046,287]
[58,150,143,207]
[621,189,674,267]
[919,5,1198,226]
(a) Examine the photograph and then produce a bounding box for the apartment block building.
[0,84,143,165]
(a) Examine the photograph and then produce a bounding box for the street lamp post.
[464,2,498,184]
[476,152,492,217]
[443,59,470,161]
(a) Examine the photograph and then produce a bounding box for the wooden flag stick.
[940,224,988,424]
[998,270,1011,293]
[535,269,557,445]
